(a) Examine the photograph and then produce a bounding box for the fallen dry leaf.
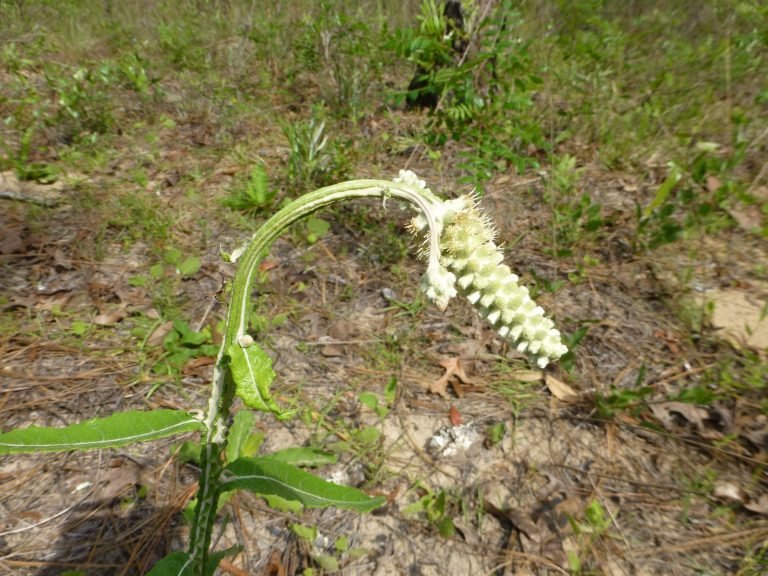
[650,401,705,428]
[264,549,287,576]
[147,320,174,347]
[649,402,723,439]
[95,458,144,501]
[449,405,463,426]
[707,288,768,350]
[713,481,747,504]
[328,318,356,340]
[744,493,768,515]
[320,319,358,356]
[219,558,249,576]
[93,307,128,326]
[259,259,280,273]
[35,291,73,311]
[183,355,216,375]
[0,215,24,254]
[726,203,764,232]
[545,374,578,402]
[319,336,345,357]
[427,356,475,397]
[654,329,681,354]
[706,175,722,194]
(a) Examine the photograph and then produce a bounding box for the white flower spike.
[406,175,568,368]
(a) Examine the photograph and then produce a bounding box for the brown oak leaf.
[428,357,475,398]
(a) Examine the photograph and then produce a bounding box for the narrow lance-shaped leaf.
[228,341,295,420]
[0,409,204,455]
[222,456,385,513]
[643,163,682,219]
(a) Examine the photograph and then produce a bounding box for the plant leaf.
[176,255,201,277]
[146,546,238,576]
[147,552,192,576]
[225,410,256,464]
[222,456,385,513]
[265,446,337,467]
[643,163,681,219]
[0,409,203,454]
[228,342,295,420]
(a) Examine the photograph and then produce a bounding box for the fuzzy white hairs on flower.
[404,172,568,368]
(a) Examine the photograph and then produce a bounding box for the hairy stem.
[188,179,445,573]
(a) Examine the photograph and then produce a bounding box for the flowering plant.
[398,170,567,368]
[0,172,566,574]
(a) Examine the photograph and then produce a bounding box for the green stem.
[188,179,444,573]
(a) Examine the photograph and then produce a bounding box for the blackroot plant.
[0,171,566,574]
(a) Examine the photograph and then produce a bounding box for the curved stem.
[189,179,445,572]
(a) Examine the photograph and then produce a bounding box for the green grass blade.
[642,163,682,219]
[222,456,385,513]
[0,409,204,454]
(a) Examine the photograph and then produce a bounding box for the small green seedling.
[222,164,276,214]
[402,486,457,538]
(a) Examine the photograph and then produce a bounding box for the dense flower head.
[404,176,568,369]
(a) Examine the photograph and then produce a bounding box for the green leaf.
[70,321,90,336]
[643,163,682,219]
[222,456,385,513]
[0,409,203,454]
[347,547,369,559]
[305,216,331,244]
[174,440,201,465]
[263,493,304,512]
[674,386,716,405]
[150,263,165,278]
[173,319,208,346]
[226,410,256,464]
[334,536,349,552]
[352,426,380,445]
[306,216,330,236]
[164,247,183,265]
[265,446,337,467]
[314,554,339,572]
[228,342,295,420]
[206,547,241,576]
[401,500,425,515]
[146,548,236,576]
[291,523,317,541]
[438,516,455,538]
[384,376,397,406]
[146,552,192,576]
[358,392,379,411]
[177,256,201,278]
